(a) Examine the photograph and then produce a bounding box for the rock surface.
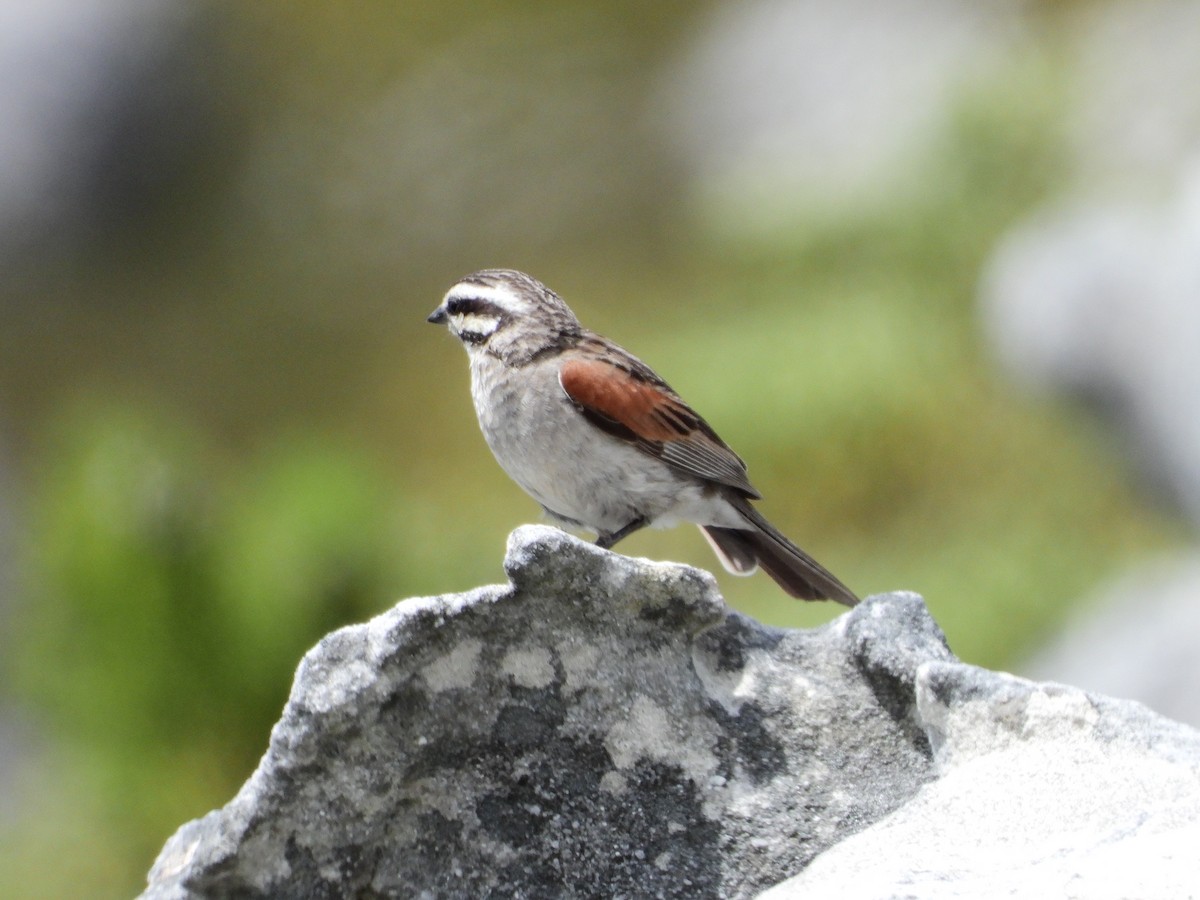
[980,158,1200,734]
[142,526,1200,899]
[763,659,1200,899]
[1024,555,1200,728]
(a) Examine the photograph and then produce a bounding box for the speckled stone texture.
[761,664,1200,900]
[142,526,945,899]
[143,525,1200,898]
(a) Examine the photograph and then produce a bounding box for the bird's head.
[428,269,582,362]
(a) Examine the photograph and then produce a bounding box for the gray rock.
[979,160,1200,733]
[142,525,944,899]
[1067,1,1200,182]
[980,162,1200,525]
[761,663,1200,899]
[0,0,235,261]
[142,526,1200,899]
[657,0,1024,227]
[1023,555,1200,728]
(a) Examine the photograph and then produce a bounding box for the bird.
[427,268,858,605]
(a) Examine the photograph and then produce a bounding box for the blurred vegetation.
[5,406,406,892]
[0,3,1188,898]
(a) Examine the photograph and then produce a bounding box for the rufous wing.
[558,355,759,497]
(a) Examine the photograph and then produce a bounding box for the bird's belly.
[471,362,729,533]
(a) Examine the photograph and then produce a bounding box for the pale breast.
[467,354,723,533]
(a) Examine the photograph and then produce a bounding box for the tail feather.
[699,525,758,575]
[700,504,858,606]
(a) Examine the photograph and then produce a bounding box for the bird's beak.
[427,306,448,325]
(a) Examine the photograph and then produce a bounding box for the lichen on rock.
[142,525,1200,899]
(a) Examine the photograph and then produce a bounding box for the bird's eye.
[447,296,500,317]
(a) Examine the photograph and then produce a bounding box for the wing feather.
[558,353,760,498]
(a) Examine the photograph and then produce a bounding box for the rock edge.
[142,526,1200,899]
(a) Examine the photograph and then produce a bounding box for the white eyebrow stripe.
[442,282,530,315]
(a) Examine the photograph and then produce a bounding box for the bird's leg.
[595,515,648,549]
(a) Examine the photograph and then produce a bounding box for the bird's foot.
[595,515,648,549]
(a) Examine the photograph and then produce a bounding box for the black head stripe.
[446,297,506,318]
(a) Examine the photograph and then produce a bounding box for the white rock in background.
[658,0,1023,227]
[980,163,1200,728]
[0,0,227,258]
[980,0,1200,758]
[980,162,1200,524]
[1067,0,1200,184]
[1023,557,1200,728]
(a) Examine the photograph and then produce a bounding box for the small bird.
[427,269,858,605]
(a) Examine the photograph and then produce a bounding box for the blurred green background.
[0,2,1189,897]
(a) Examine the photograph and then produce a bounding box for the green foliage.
[16,408,218,758]
[0,17,1189,900]
[599,71,1182,662]
[6,404,416,895]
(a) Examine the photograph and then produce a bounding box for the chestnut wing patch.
[558,356,760,498]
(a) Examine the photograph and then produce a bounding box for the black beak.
[427,306,447,325]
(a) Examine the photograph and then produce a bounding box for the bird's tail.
[699,502,858,606]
